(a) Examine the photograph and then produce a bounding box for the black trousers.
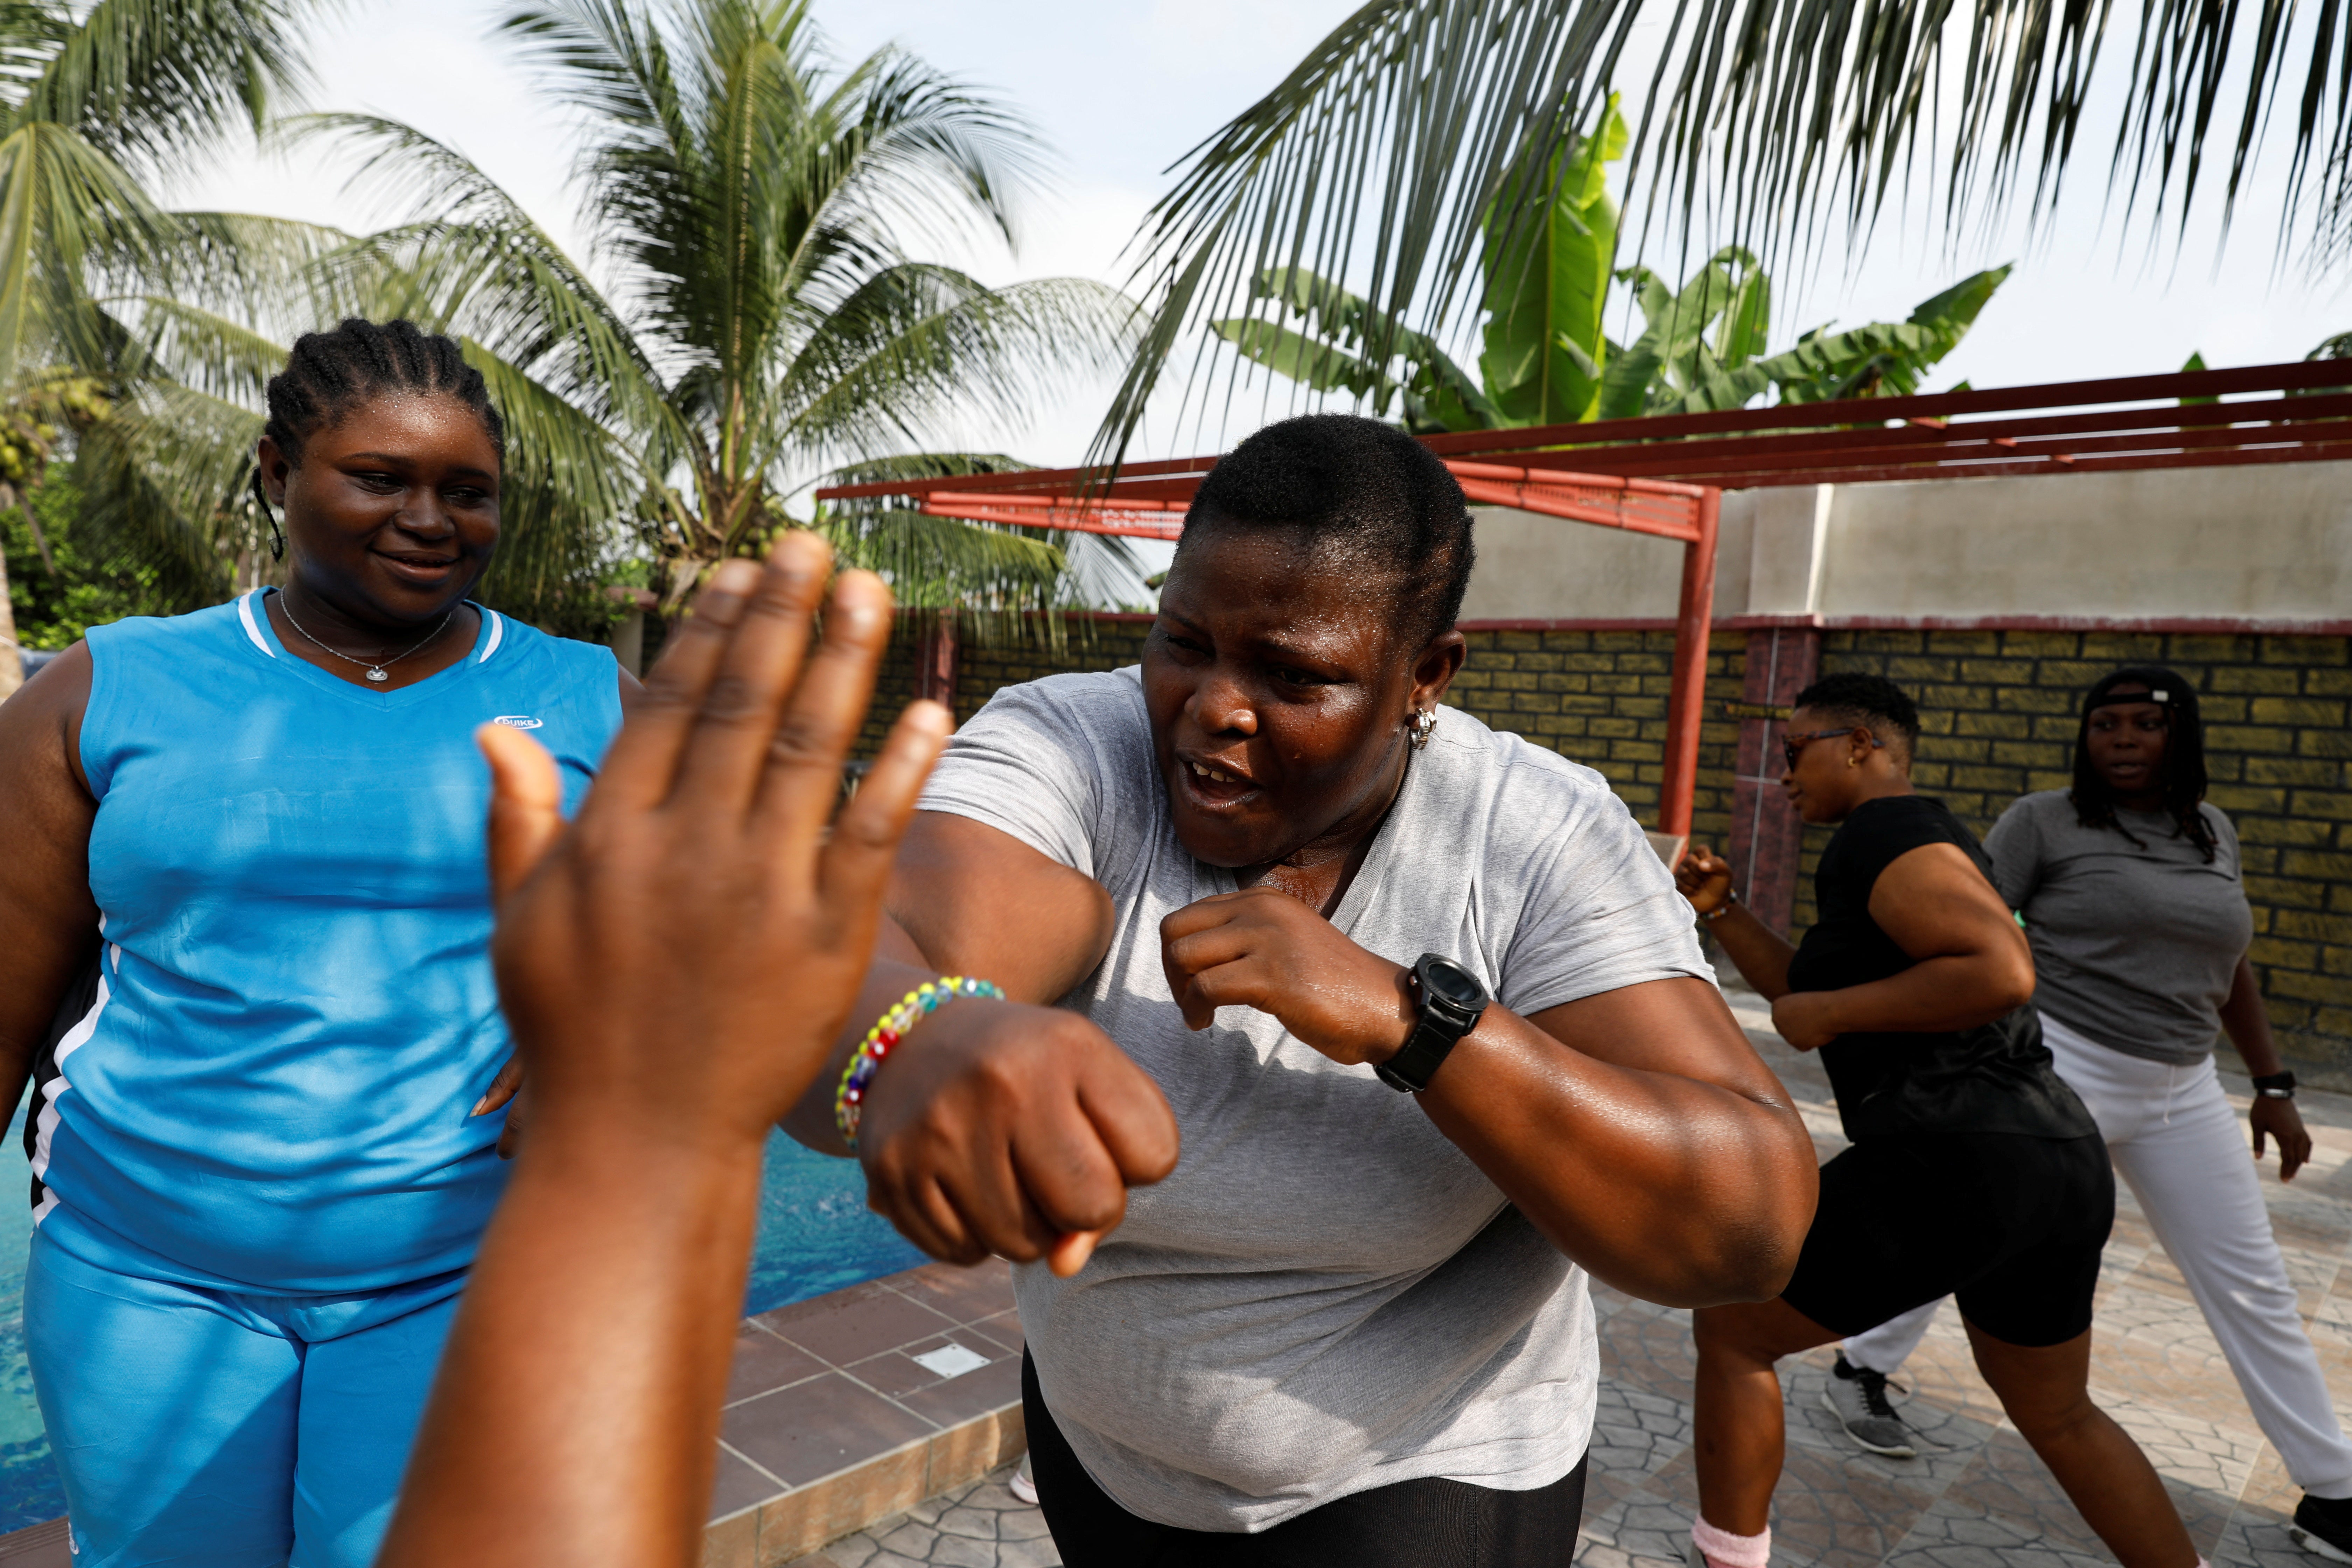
[1022,1353,1589,1567]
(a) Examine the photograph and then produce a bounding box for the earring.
[250,470,285,563]
[1409,707,1438,750]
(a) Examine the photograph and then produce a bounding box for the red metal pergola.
[821,461,1722,844]
[815,357,2349,843]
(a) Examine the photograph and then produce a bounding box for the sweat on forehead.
[1170,523,1420,636]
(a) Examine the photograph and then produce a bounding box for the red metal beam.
[1489,392,2352,474]
[918,497,1186,541]
[1412,358,2352,455]
[1658,490,1720,842]
[1640,435,2352,490]
[1531,417,2352,484]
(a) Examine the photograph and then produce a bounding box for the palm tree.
[0,0,318,694]
[80,0,1140,642]
[1092,0,2352,461]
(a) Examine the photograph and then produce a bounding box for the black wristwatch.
[1376,954,1491,1093]
[2255,1071,2297,1101]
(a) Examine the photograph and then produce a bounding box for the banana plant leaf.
[1211,265,1498,431]
[1478,93,1626,427]
[1597,246,1770,419]
[1758,265,2012,406]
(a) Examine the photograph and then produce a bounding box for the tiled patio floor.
[793,990,2352,1568]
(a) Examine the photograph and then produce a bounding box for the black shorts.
[1023,1352,1588,1567]
[1779,1130,2113,1349]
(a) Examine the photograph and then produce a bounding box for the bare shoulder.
[1,642,96,799]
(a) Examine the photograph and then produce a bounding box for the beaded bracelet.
[835,976,1006,1152]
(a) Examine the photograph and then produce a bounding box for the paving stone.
[789,998,2352,1568]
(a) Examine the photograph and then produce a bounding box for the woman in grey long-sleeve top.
[1834,666,2352,1564]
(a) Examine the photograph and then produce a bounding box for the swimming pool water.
[0,1101,927,1535]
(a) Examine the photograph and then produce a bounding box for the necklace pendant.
[366,667,389,683]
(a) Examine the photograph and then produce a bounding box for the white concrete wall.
[1453,458,2352,622]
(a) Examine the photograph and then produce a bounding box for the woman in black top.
[1674,674,2198,1568]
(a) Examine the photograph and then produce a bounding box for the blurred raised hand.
[380,532,949,1568]
[1674,844,1735,918]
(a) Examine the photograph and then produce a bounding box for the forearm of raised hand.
[382,537,951,1568]
[379,1120,764,1567]
[1703,902,1798,999]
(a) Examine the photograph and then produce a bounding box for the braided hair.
[2069,665,2218,862]
[252,319,504,557]
[262,318,504,463]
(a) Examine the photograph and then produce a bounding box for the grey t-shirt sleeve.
[914,671,1127,879]
[1488,763,1715,1019]
[1983,794,2045,909]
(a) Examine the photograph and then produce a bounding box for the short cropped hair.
[1791,672,1921,760]
[1178,414,1475,648]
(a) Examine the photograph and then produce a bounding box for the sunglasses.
[1782,728,1883,769]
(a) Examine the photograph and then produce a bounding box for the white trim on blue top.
[236,590,275,657]
[478,607,505,664]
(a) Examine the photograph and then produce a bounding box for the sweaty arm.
[0,647,103,1124]
[776,812,1179,1274]
[1426,982,1817,1305]
[1769,842,2035,1052]
[1160,886,1817,1307]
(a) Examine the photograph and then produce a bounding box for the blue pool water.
[0,1100,924,1534]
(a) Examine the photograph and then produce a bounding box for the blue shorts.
[23,1228,463,1568]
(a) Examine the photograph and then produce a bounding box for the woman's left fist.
[1159,886,1418,1065]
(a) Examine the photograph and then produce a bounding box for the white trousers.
[1840,1012,2352,1496]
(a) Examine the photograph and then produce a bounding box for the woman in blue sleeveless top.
[0,318,629,1568]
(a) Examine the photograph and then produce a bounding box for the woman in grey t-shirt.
[799,416,1820,1566]
[1836,667,2352,1563]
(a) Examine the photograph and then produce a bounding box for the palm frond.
[1093,0,2352,464]
[1092,0,1609,463]
[813,504,1068,641]
[778,266,1135,474]
[0,119,166,384]
[18,0,320,177]
[73,374,259,604]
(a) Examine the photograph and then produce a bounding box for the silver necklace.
[275,592,456,684]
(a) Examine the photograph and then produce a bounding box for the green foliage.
[1620,255,2011,416]
[4,465,176,649]
[68,0,1136,633]
[0,0,318,390]
[1214,113,2009,431]
[1209,267,1497,433]
[1092,0,2349,465]
[1479,93,1626,426]
[1597,247,1772,419]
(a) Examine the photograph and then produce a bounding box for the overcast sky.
[171,0,2352,468]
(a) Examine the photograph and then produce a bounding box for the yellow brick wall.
[864,614,2352,1081]
[1811,628,2352,1078]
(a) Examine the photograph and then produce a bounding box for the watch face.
[1418,956,1488,1010]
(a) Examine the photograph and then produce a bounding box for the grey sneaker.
[2294,1493,2352,1562]
[1821,1353,1916,1458]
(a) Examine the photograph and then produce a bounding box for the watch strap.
[1375,955,1490,1093]
[2254,1070,2297,1099]
[1376,1014,1460,1093]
